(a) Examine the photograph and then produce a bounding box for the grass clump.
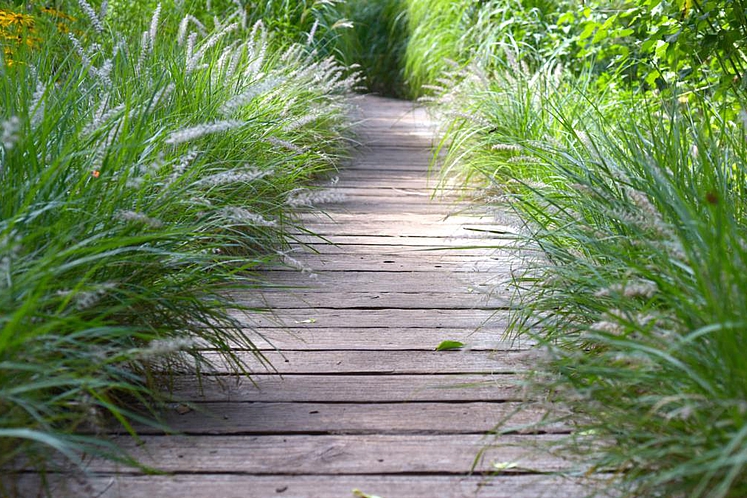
[412,0,747,496]
[0,0,354,481]
[504,97,747,497]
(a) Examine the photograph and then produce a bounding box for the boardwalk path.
[56,97,586,497]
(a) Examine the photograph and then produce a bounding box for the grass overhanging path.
[27,96,598,498]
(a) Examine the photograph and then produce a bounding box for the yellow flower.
[0,10,35,29]
[0,32,23,46]
[1,46,22,66]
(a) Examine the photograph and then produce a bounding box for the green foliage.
[402,0,473,97]
[403,0,747,99]
[333,0,408,97]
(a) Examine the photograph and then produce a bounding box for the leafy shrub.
[405,0,747,99]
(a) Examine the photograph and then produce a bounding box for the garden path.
[50,96,590,497]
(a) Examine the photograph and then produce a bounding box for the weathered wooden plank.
[327,167,432,178]
[331,178,461,190]
[235,291,511,310]
[354,139,438,149]
[318,185,466,196]
[291,235,502,250]
[356,120,434,127]
[356,122,435,131]
[282,246,515,260]
[354,113,433,122]
[309,204,473,215]
[185,350,536,375]
[164,374,528,402]
[238,308,510,329]
[128,401,566,435]
[284,242,514,256]
[356,111,434,121]
[340,147,428,159]
[244,327,530,352]
[300,214,508,231]
[300,211,507,225]
[259,269,510,289]
[301,208,485,220]
[356,114,433,123]
[292,223,519,239]
[305,199,463,212]
[255,272,515,300]
[353,138,436,149]
[14,474,602,498]
[300,216,512,229]
[354,127,435,136]
[279,248,529,263]
[290,234,516,248]
[329,177,444,187]
[309,203,480,216]
[83,434,569,474]
[304,200,461,211]
[347,160,434,171]
[265,253,530,272]
[324,173,428,184]
[346,160,435,172]
[331,184,467,195]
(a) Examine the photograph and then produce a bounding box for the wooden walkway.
[29,97,589,497]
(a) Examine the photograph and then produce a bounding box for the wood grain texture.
[289,234,514,248]
[127,401,565,435]
[236,291,512,310]
[161,374,530,402]
[262,253,531,272]
[257,269,514,291]
[175,350,537,375]
[86,434,571,474]
[239,327,531,351]
[234,308,510,329]
[280,243,521,257]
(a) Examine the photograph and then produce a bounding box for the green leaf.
[436,340,465,351]
[645,69,661,86]
[579,22,597,41]
[352,489,383,498]
[592,27,608,44]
